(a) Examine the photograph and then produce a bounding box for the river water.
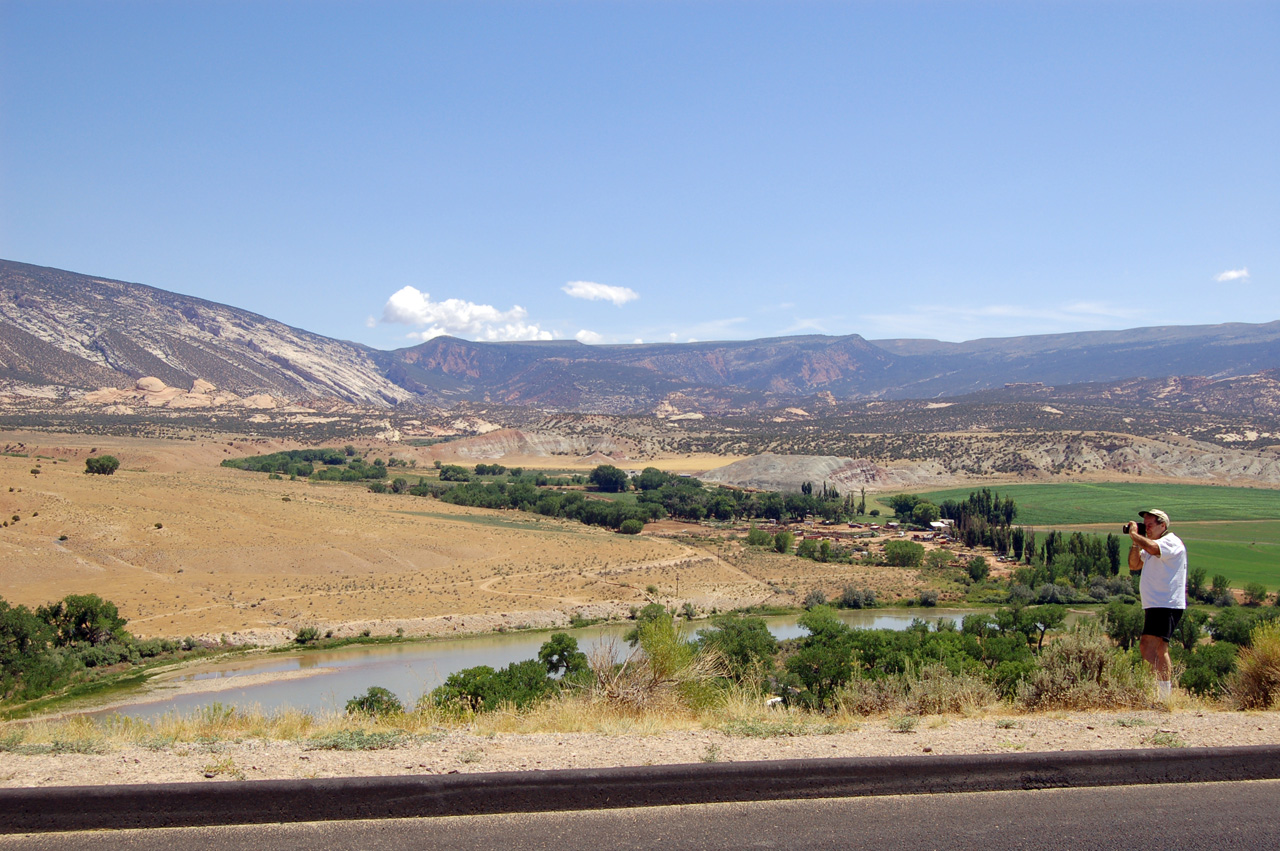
[99,609,982,720]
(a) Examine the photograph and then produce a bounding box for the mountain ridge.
[3,258,1279,414]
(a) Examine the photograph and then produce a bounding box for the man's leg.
[1139,634,1172,698]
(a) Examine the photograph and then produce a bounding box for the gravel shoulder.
[4,709,1279,788]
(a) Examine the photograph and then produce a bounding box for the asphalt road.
[2,780,1277,850]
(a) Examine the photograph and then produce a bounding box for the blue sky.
[2,1,1276,350]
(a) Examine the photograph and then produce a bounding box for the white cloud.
[1215,267,1250,282]
[575,329,603,344]
[562,280,639,306]
[381,286,552,342]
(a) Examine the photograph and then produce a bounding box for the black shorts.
[1142,608,1184,642]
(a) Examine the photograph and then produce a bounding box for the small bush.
[294,626,321,645]
[345,686,405,717]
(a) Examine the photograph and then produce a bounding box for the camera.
[1123,521,1140,534]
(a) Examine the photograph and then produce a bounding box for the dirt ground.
[3,707,1279,788]
[2,430,920,645]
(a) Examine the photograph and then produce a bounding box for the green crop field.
[898,482,1280,591]
[907,482,1280,526]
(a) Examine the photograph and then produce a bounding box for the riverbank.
[3,707,1279,788]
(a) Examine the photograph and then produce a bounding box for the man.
[1127,508,1187,700]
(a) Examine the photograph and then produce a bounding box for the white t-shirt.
[1138,531,1188,610]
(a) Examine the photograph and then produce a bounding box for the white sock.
[1157,680,1171,699]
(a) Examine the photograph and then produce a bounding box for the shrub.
[345,686,404,717]
[837,586,876,610]
[84,455,120,476]
[590,613,724,711]
[431,659,554,712]
[1210,608,1280,647]
[1177,642,1238,698]
[803,588,828,609]
[1016,619,1151,711]
[619,518,644,535]
[744,526,772,546]
[773,531,794,554]
[294,626,321,644]
[1230,620,1280,709]
[1244,582,1269,606]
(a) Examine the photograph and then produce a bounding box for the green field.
[908,482,1280,526]
[901,482,1280,591]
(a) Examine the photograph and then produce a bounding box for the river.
[97,608,984,719]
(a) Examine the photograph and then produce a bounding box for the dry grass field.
[0,430,927,645]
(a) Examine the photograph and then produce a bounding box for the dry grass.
[834,664,999,717]
[1230,621,1280,710]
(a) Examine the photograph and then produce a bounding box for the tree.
[924,549,953,570]
[966,556,990,582]
[912,501,941,525]
[84,455,120,476]
[1103,600,1143,650]
[538,633,588,677]
[1026,605,1067,653]
[1211,574,1233,606]
[634,467,672,491]
[773,530,795,554]
[1173,607,1209,651]
[37,594,128,646]
[1187,567,1209,602]
[589,464,630,493]
[1105,534,1122,575]
[885,494,921,520]
[785,606,856,707]
[697,616,778,680]
[883,540,925,567]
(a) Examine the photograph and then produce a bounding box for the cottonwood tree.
[84,455,120,475]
